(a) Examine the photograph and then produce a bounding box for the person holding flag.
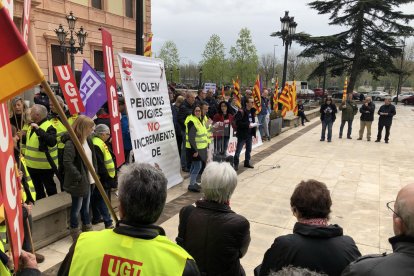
[339,93,358,139]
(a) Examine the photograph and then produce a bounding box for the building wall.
[13,0,152,84]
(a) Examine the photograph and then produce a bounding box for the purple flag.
[79,60,107,118]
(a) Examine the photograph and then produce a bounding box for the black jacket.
[342,235,414,276]
[359,102,375,121]
[205,97,218,118]
[320,103,338,122]
[62,135,98,197]
[259,222,361,276]
[377,104,396,126]
[58,221,200,276]
[235,108,257,140]
[178,100,195,132]
[177,200,251,276]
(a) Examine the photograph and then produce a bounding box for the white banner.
[117,53,182,188]
[226,125,263,156]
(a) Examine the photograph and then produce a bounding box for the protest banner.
[54,65,85,114]
[21,0,31,44]
[117,53,183,188]
[102,28,124,167]
[79,60,107,118]
[226,125,263,156]
[0,103,24,270]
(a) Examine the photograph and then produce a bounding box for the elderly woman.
[90,124,115,229]
[176,162,251,275]
[258,180,361,276]
[62,115,97,241]
[10,96,29,136]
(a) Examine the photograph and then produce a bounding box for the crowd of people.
[0,85,407,275]
[319,95,396,143]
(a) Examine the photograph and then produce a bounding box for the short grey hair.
[118,163,167,224]
[94,124,110,135]
[32,104,48,119]
[269,266,327,276]
[55,95,64,105]
[396,199,414,236]
[201,162,237,203]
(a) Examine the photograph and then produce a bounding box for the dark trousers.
[58,148,64,191]
[377,123,391,141]
[234,135,253,166]
[298,111,308,125]
[321,120,333,141]
[27,168,57,200]
[176,134,183,157]
[22,206,33,252]
[339,119,353,137]
[91,187,113,227]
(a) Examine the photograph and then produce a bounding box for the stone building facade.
[12,0,151,85]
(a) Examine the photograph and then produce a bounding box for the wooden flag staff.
[41,79,119,224]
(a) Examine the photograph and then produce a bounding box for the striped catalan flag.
[252,74,262,114]
[273,78,279,112]
[292,80,298,115]
[232,77,241,108]
[0,2,44,102]
[342,77,348,101]
[278,83,291,108]
[144,33,153,57]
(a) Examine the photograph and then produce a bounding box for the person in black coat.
[357,97,375,141]
[375,98,396,143]
[233,97,256,171]
[320,97,338,142]
[342,183,414,276]
[297,99,310,126]
[258,180,361,276]
[177,162,250,276]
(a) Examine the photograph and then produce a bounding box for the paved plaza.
[40,104,414,275]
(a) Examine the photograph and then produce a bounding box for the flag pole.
[41,79,119,224]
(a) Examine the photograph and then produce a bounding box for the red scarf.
[298,218,328,226]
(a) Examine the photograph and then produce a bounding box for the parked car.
[392,92,414,103]
[313,88,328,98]
[366,91,390,101]
[402,95,414,105]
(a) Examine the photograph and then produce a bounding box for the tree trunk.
[348,10,365,93]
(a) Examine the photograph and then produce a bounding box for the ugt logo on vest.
[101,254,143,276]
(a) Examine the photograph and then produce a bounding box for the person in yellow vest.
[57,163,200,275]
[48,95,78,189]
[91,124,115,229]
[23,104,58,200]
[185,105,209,193]
[11,125,44,263]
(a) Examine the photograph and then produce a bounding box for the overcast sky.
[151,0,414,64]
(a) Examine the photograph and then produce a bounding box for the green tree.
[201,34,226,85]
[229,28,259,87]
[295,0,414,93]
[158,40,180,82]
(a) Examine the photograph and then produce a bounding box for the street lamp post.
[322,53,330,97]
[55,11,87,76]
[396,40,406,105]
[272,44,278,84]
[280,11,297,88]
[198,67,203,90]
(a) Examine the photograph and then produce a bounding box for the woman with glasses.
[184,105,208,193]
[258,180,361,276]
[320,97,338,142]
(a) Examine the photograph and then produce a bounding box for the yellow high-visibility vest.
[92,137,116,178]
[50,114,78,149]
[68,229,193,276]
[20,156,36,202]
[0,241,10,275]
[25,121,58,169]
[203,116,213,144]
[185,115,208,149]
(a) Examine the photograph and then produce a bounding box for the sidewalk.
[40,104,414,275]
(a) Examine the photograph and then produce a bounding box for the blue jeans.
[189,160,202,186]
[91,187,113,227]
[321,120,333,141]
[339,119,353,137]
[234,135,253,166]
[258,114,269,138]
[70,188,91,228]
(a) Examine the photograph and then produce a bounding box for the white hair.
[94,124,110,135]
[201,162,237,203]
